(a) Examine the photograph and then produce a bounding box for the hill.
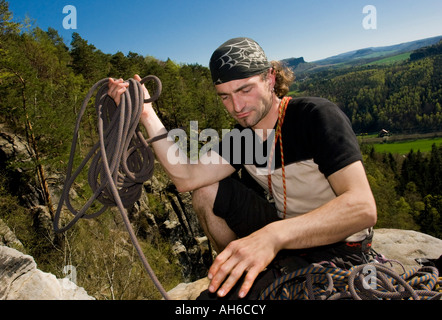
[289,38,442,135]
[283,35,442,77]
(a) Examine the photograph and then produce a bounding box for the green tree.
[0,0,20,35]
[70,32,110,82]
[428,144,442,195]
[416,195,442,239]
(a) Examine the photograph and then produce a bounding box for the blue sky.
[8,0,442,66]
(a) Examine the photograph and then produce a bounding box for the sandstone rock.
[0,127,31,162]
[0,219,24,251]
[167,277,210,300]
[372,228,442,272]
[0,246,94,300]
[0,126,43,207]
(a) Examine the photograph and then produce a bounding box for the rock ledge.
[0,246,94,300]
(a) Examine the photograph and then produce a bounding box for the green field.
[371,137,442,154]
[366,52,411,66]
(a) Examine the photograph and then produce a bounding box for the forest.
[291,40,442,134]
[0,0,442,299]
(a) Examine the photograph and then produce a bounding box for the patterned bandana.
[209,37,271,85]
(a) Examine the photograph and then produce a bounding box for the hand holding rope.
[53,75,170,299]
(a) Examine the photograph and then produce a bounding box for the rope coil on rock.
[53,75,170,299]
[259,262,442,300]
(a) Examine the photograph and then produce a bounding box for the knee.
[192,183,218,217]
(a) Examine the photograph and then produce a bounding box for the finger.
[208,246,233,280]
[107,79,119,100]
[108,78,118,91]
[133,74,152,100]
[115,88,128,104]
[108,84,125,98]
[108,78,128,91]
[108,79,128,106]
[238,267,261,298]
[117,85,128,94]
[109,78,123,85]
[209,261,237,294]
[208,250,237,294]
[216,262,248,298]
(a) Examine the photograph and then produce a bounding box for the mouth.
[236,111,251,119]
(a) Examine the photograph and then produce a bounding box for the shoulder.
[286,96,361,177]
[289,97,343,116]
[289,96,335,107]
[286,96,350,130]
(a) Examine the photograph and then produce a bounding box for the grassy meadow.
[367,136,442,155]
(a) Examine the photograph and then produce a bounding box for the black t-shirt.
[216,96,362,176]
[213,97,369,241]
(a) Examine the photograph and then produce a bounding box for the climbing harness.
[267,96,292,219]
[53,75,170,299]
[259,251,442,300]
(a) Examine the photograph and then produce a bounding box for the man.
[108,37,377,299]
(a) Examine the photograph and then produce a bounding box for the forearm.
[268,190,377,252]
[140,108,193,189]
[139,107,234,192]
[140,107,175,167]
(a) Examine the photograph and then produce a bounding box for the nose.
[231,94,244,113]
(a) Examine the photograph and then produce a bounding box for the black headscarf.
[209,37,271,85]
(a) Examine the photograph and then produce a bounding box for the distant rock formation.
[282,57,306,69]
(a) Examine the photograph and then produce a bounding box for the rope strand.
[259,262,442,300]
[54,76,170,299]
[267,96,291,219]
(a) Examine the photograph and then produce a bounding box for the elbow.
[173,178,196,193]
[345,191,377,229]
[175,183,192,193]
[174,180,191,193]
[363,197,377,228]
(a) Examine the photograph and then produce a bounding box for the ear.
[267,68,276,89]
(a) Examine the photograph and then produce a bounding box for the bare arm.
[272,160,377,250]
[108,76,235,192]
[208,160,377,298]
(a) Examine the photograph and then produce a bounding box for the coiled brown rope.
[259,262,442,300]
[54,75,170,299]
